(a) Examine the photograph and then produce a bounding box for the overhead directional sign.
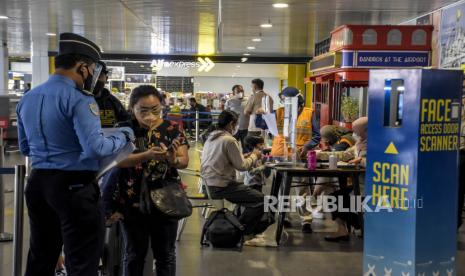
[197,57,215,72]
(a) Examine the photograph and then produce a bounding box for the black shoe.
[324,235,350,242]
[302,224,313,233]
[283,219,292,228]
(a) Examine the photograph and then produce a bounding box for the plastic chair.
[176,169,225,241]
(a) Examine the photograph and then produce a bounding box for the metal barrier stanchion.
[195,111,200,142]
[0,127,13,242]
[12,165,26,276]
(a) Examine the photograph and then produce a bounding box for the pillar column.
[0,38,8,94]
[30,1,49,87]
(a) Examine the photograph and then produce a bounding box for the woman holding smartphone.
[116,85,189,276]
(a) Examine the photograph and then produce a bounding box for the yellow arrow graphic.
[205,57,215,72]
[197,57,208,72]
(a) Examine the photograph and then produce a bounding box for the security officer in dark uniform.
[17,33,133,276]
[93,61,129,128]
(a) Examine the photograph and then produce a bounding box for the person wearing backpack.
[201,110,274,247]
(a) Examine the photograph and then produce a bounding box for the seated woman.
[314,125,355,193]
[116,85,189,276]
[316,118,366,166]
[311,125,355,218]
[318,117,368,242]
[201,110,274,246]
[319,125,354,152]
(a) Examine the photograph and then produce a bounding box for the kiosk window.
[384,79,404,127]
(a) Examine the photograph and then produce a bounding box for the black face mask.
[93,80,105,95]
[78,65,94,92]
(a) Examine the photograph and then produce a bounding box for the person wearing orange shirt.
[271,87,320,233]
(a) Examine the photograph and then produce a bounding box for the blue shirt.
[16,74,128,171]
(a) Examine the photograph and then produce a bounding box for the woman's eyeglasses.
[135,105,161,115]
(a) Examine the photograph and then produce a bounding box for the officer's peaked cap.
[58,33,101,62]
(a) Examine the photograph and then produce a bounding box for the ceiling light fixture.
[243,53,251,56]
[46,32,56,36]
[0,15,9,20]
[241,57,248,62]
[273,3,289,8]
[261,19,273,28]
[252,38,262,42]
[247,46,255,50]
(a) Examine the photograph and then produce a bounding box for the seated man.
[201,110,274,246]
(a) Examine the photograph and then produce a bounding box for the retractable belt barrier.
[165,111,223,142]
[0,126,15,244]
[0,164,26,276]
[0,167,14,243]
[12,165,25,276]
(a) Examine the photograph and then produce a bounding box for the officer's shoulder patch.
[89,103,100,116]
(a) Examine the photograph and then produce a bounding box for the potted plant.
[341,96,359,123]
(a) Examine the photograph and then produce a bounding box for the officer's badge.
[89,103,99,116]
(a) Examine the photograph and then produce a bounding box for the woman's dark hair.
[244,135,264,153]
[129,85,163,110]
[54,54,94,70]
[251,78,264,90]
[232,84,241,92]
[200,110,238,144]
[217,110,238,129]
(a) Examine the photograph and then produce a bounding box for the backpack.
[201,208,245,250]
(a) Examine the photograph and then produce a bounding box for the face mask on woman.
[353,133,361,142]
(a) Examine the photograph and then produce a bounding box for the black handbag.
[254,114,268,130]
[149,180,193,220]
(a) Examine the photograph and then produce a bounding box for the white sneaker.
[244,236,267,247]
[312,210,324,219]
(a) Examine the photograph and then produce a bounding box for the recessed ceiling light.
[0,15,9,20]
[273,3,289,8]
[46,32,56,36]
[247,46,255,50]
[243,53,251,56]
[241,57,248,62]
[252,38,262,42]
[260,23,272,28]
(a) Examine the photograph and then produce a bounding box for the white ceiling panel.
[0,0,460,57]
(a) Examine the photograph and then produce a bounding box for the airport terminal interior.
[1,0,465,276]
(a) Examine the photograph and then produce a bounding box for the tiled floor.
[0,147,464,276]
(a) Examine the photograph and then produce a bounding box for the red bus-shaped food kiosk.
[308,25,433,127]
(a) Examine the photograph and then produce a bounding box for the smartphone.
[167,135,184,152]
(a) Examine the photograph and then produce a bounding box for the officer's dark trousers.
[25,169,104,276]
[121,207,178,276]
